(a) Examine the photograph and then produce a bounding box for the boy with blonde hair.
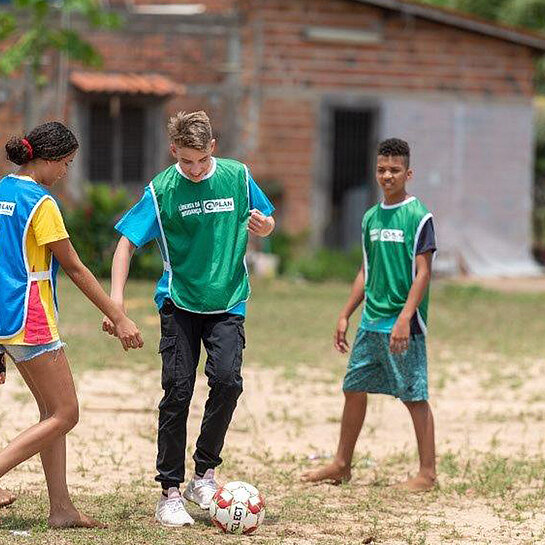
[103,111,275,526]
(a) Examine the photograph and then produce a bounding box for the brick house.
[2,0,545,274]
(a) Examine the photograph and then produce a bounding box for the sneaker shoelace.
[194,478,217,498]
[165,497,185,512]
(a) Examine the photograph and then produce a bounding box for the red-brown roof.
[70,71,185,96]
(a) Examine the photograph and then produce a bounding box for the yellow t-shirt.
[3,198,69,345]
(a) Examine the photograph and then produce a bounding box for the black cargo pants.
[155,299,245,488]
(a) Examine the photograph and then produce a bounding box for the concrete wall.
[381,96,536,274]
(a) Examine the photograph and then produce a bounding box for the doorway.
[321,104,379,249]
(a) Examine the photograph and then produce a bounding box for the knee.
[62,404,79,432]
[210,376,243,399]
[55,403,79,434]
[403,400,428,411]
[160,377,194,408]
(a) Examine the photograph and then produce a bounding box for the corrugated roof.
[70,71,185,96]
[356,0,545,51]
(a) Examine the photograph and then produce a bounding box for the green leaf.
[62,0,123,28]
[0,13,16,41]
[50,29,103,66]
[0,30,39,75]
[0,0,122,81]
[499,0,545,31]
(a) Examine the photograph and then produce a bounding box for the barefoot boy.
[303,138,436,491]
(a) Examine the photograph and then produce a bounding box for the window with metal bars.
[88,100,145,186]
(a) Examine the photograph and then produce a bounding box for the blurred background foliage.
[63,184,163,279]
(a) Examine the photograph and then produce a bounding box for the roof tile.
[70,71,185,96]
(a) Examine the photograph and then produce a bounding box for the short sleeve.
[416,217,437,255]
[32,198,69,246]
[115,186,161,248]
[247,169,275,217]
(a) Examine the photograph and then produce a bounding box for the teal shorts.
[343,329,428,402]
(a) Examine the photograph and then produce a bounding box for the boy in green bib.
[103,111,275,526]
[303,138,436,491]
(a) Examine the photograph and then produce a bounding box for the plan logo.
[203,198,234,214]
[0,201,15,216]
[370,228,404,243]
[380,229,404,243]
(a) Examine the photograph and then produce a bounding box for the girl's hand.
[113,315,144,351]
[102,316,116,336]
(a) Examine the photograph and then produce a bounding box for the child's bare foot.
[0,488,16,507]
[393,472,436,492]
[301,462,351,484]
[48,510,107,529]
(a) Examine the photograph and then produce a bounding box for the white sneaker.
[155,487,195,527]
[183,469,218,510]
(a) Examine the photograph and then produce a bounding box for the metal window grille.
[88,101,145,185]
[89,104,113,182]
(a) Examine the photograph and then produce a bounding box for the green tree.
[499,0,545,30]
[423,0,545,28]
[0,0,121,127]
[427,0,509,21]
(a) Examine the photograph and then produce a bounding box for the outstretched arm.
[102,236,137,336]
[335,265,365,354]
[48,238,143,351]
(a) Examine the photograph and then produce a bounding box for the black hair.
[377,138,410,167]
[5,121,79,166]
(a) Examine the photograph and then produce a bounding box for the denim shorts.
[0,340,65,365]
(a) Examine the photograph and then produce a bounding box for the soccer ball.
[209,481,266,535]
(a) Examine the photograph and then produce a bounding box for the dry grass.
[2,277,545,544]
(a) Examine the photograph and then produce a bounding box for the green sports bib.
[150,158,250,313]
[362,196,433,332]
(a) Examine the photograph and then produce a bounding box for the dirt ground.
[2,351,545,544]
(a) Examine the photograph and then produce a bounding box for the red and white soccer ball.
[209,481,266,535]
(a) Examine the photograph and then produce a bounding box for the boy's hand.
[390,316,410,354]
[248,209,273,237]
[0,353,6,385]
[334,316,350,353]
[112,315,144,351]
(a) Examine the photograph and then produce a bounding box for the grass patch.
[54,276,545,378]
[4,277,545,543]
[430,283,545,364]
